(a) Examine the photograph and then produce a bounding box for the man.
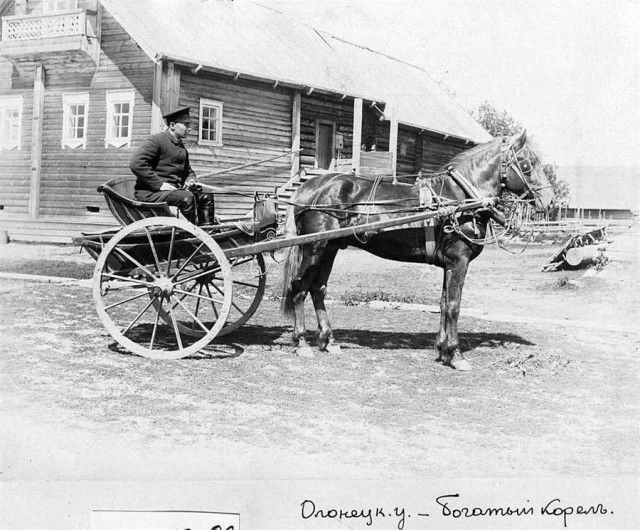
[130,106,198,223]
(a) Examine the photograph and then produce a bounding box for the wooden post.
[291,91,301,177]
[388,104,398,182]
[151,60,164,133]
[165,61,180,110]
[29,64,45,221]
[352,97,363,174]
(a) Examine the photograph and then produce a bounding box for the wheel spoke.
[112,245,158,279]
[174,287,225,305]
[232,279,260,289]
[166,226,176,277]
[207,280,245,313]
[204,283,219,319]
[171,241,207,281]
[102,273,153,287]
[167,304,184,350]
[169,281,197,311]
[122,294,159,335]
[144,227,163,275]
[230,298,246,314]
[171,295,210,333]
[149,297,162,351]
[104,289,151,311]
[192,283,204,331]
[174,264,221,284]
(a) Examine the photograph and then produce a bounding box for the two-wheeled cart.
[75,175,496,359]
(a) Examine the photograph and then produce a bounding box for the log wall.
[180,72,293,217]
[420,133,472,172]
[300,93,354,169]
[37,9,154,224]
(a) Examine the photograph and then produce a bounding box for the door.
[316,121,335,170]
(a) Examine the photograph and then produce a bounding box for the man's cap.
[163,106,191,124]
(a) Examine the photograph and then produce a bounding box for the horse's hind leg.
[290,244,322,358]
[310,244,341,354]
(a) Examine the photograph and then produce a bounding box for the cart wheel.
[93,217,232,359]
[168,252,266,338]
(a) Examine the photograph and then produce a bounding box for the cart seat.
[98,176,174,227]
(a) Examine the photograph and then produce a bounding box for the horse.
[280,130,555,370]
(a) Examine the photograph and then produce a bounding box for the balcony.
[0,9,100,73]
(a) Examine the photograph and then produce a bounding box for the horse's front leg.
[436,259,472,371]
[310,247,341,354]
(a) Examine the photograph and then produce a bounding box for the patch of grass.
[0,259,94,279]
[554,274,578,290]
[342,290,421,306]
[591,250,610,271]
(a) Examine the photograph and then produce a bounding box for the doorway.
[315,120,335,170]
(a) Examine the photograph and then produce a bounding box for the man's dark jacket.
[130,131,196,192]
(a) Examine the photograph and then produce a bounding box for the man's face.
[172,121,191,139]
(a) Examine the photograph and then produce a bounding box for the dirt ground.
[0,224,638,524]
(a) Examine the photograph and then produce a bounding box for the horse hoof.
[325,343,342,355]
[451,359,473,371]
[296,346,315,358]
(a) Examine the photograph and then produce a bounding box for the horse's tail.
[281,205,302,316]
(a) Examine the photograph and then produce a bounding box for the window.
[105,90,135,148]
[43,0,78,13]
[62,93,89,149]
[0,96,22,151]
[199,98,223,146]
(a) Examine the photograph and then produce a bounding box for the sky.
[252,0,640,172]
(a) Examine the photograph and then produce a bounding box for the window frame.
[198,98,223,147]
[61,92,89,149]
[105,89,135,148]
[0,95,23,151]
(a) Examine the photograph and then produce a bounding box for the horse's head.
[501,130,555,213]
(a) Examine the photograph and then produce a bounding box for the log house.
[0,0,490,242]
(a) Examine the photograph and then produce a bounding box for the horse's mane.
[444,136,501,171]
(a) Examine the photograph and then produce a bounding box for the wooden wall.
[419,132,471,172]
[180,71,293,217]
[300,92,354,169]
[36,8,154,224]
[0,6,155,237]
[0,88,32,215]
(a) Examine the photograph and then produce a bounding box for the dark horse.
[281,131,555,370]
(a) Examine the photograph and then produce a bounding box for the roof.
[562,165,640,211]
[100,0,491,143]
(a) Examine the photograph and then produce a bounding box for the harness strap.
[447,166,483,200]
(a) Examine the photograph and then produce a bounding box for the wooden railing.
[2,10,89,40]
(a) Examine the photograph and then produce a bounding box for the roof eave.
[157,53,383,104]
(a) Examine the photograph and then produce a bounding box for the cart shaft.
[224,198,497,259]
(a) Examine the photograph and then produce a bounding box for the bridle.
[499,136,550,202]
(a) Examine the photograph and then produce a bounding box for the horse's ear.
[512,129,527,148]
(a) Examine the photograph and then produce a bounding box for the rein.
[443,136,546,247]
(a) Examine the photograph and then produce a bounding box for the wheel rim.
[93,217,232,359]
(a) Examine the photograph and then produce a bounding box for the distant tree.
[472,100,571,210]
[472,100,522,137]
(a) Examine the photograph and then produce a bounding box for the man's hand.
[184,178,202,193]
[159,182,177,191]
